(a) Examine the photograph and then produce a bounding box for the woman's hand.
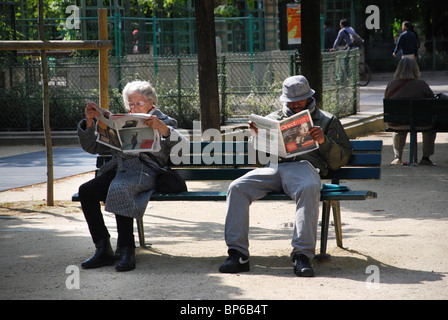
[85,103,100,128]
[144,115,170,137]
[248,120,258,136]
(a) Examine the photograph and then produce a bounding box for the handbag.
[139,153,187,194]
[435,93,448,100]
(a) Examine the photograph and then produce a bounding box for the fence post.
[249,14,254,91]
[25,60,31,131]
[220,55,227,125]
[289,53,294,76]
[177,57,182,121]
[152,15,159,87]
[114,13,122,92]
[432,39,436,71]
[98,8,109,109]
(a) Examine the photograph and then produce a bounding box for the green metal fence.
[11,15,280,57]
[0,49,359,131]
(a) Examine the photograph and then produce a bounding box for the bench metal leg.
[316,200,343,260]
[409,129,418,165]
[136,218,146,247]
[316,200,331,259]
[332,201,343,248]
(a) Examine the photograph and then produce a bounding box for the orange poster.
[287,3,301,45]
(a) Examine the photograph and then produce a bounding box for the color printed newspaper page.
[250,109,318,158]
[90,103,161,153]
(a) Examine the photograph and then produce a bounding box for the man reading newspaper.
[219,75,352,277]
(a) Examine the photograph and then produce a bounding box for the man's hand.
[308,126,326,144]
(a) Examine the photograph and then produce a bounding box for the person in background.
[132,29,139,54]
[331,19,360,50]
[77,80,187,272]
[385,58,436,165]
[393,21,419,59]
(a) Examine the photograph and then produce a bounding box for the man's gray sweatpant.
[224,161,321,260]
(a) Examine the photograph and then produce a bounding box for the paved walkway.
[0,148,97,191]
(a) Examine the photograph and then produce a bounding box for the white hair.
[122,80,158,111]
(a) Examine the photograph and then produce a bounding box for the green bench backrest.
[174,140,382,182]
[384,98,448,124]
[96,140,382,183]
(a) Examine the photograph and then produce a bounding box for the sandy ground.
[0,132,447,300]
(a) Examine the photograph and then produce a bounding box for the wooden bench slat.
[173,167,381,181]
[349,140,382,151]
[137,190,378,202]
[97,141,382,166]
[73,189,378,203]
[326,167,381,180]
[172,152,381,167]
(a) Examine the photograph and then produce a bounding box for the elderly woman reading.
[77,80,187,271]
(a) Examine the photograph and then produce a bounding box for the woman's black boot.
[81,239,115,269]
[115,246,135,272]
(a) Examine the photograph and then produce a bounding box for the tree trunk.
[194,0,221,134]
[300,0,323,110]
[38,0,54,206]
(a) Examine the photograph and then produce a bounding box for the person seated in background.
[385,58,436,165]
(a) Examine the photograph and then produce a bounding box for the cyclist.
[330,19,364,63]
[330,19,362,51]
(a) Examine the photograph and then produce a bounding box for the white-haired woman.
[77,80,187,271]
[385,58,436,165]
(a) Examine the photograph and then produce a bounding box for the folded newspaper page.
[90,103,161,153]
[250,109,319,158]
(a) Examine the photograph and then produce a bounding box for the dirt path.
[1,132,447,300]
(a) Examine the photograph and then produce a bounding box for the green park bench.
[73,139,382,258]
[384,98,448,165]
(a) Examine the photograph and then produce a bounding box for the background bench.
[73,139,382,259]
[383,98,448,165]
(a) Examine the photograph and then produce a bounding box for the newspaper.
[250,109,319,158]
[89,103,161,153]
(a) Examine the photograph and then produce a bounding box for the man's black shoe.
[292,254,314,277]
[219,249,250,273]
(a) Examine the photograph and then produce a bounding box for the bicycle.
[358,61,371,86]
[332,48,371,86]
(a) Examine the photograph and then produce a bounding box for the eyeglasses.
[128,101,147,108]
